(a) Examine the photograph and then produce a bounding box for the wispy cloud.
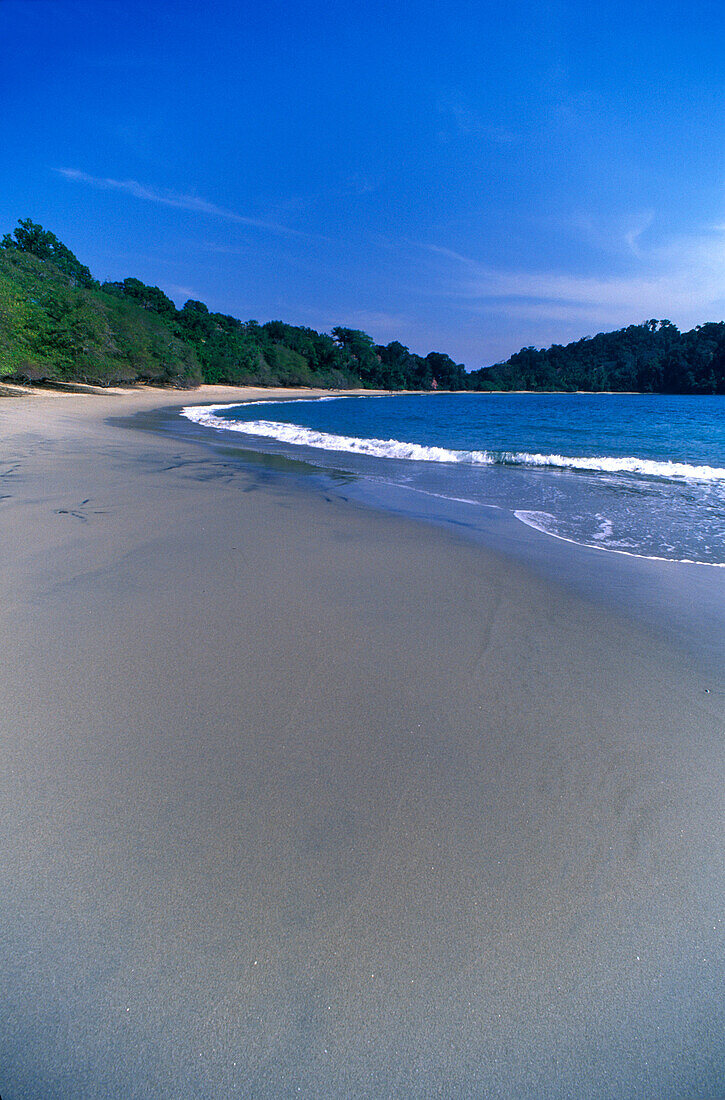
[342,309,410,332]
[571,209,656,258]
[199,243,251,256]
[56,168,303,237]
[436,93,518,145]
[163,284,200,302]
[418,221,725,332]
[623,212,655,257]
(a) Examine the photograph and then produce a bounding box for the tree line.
[1,219,724,393]
[0,219,466,390]
[472,318,725,394]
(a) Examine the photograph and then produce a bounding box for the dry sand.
[0,388,723,1098]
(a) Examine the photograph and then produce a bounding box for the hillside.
[0,246,201,388]
[471,319,725,394]
[0,219,466,391]
[1,219,724,393]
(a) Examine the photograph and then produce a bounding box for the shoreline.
[164,390,725,678]
[0,380,679,401]
[0,380,398,403]
[1,389,723,1097]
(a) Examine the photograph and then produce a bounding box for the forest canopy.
[1,219,723,392]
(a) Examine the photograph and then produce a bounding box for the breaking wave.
[182,403,725,484]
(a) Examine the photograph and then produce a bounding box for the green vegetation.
[1,219,724,392]
[0,218,466,390]
[0,225,200,386]
[472,319,725,394]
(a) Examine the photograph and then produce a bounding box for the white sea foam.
[182,404,498,464]
[514,510,725,567]
[591,515,615,542]
[182,403,725,485]
[502,451,725,482]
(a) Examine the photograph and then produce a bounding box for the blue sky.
[2,0,724,366]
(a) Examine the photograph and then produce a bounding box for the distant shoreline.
[2,225,722,395]
[0,381,394,401]
[0,379,667,401]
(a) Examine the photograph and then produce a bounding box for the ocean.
[182,392,725,568]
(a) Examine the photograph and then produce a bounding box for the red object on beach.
[431,378,438,390]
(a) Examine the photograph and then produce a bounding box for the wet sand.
[1,388,723,1098]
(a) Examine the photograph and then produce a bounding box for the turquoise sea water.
[183,393,725,566]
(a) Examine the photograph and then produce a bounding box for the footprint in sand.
[55,498,110,522]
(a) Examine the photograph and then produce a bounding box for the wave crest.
[181,404,725,484]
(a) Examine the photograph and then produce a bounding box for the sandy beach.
[1,387,723,1099]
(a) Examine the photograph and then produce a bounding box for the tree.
[331,327,381,384]
[102,277,176,317]
[425,351,467,390]
[1,218,95,288]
